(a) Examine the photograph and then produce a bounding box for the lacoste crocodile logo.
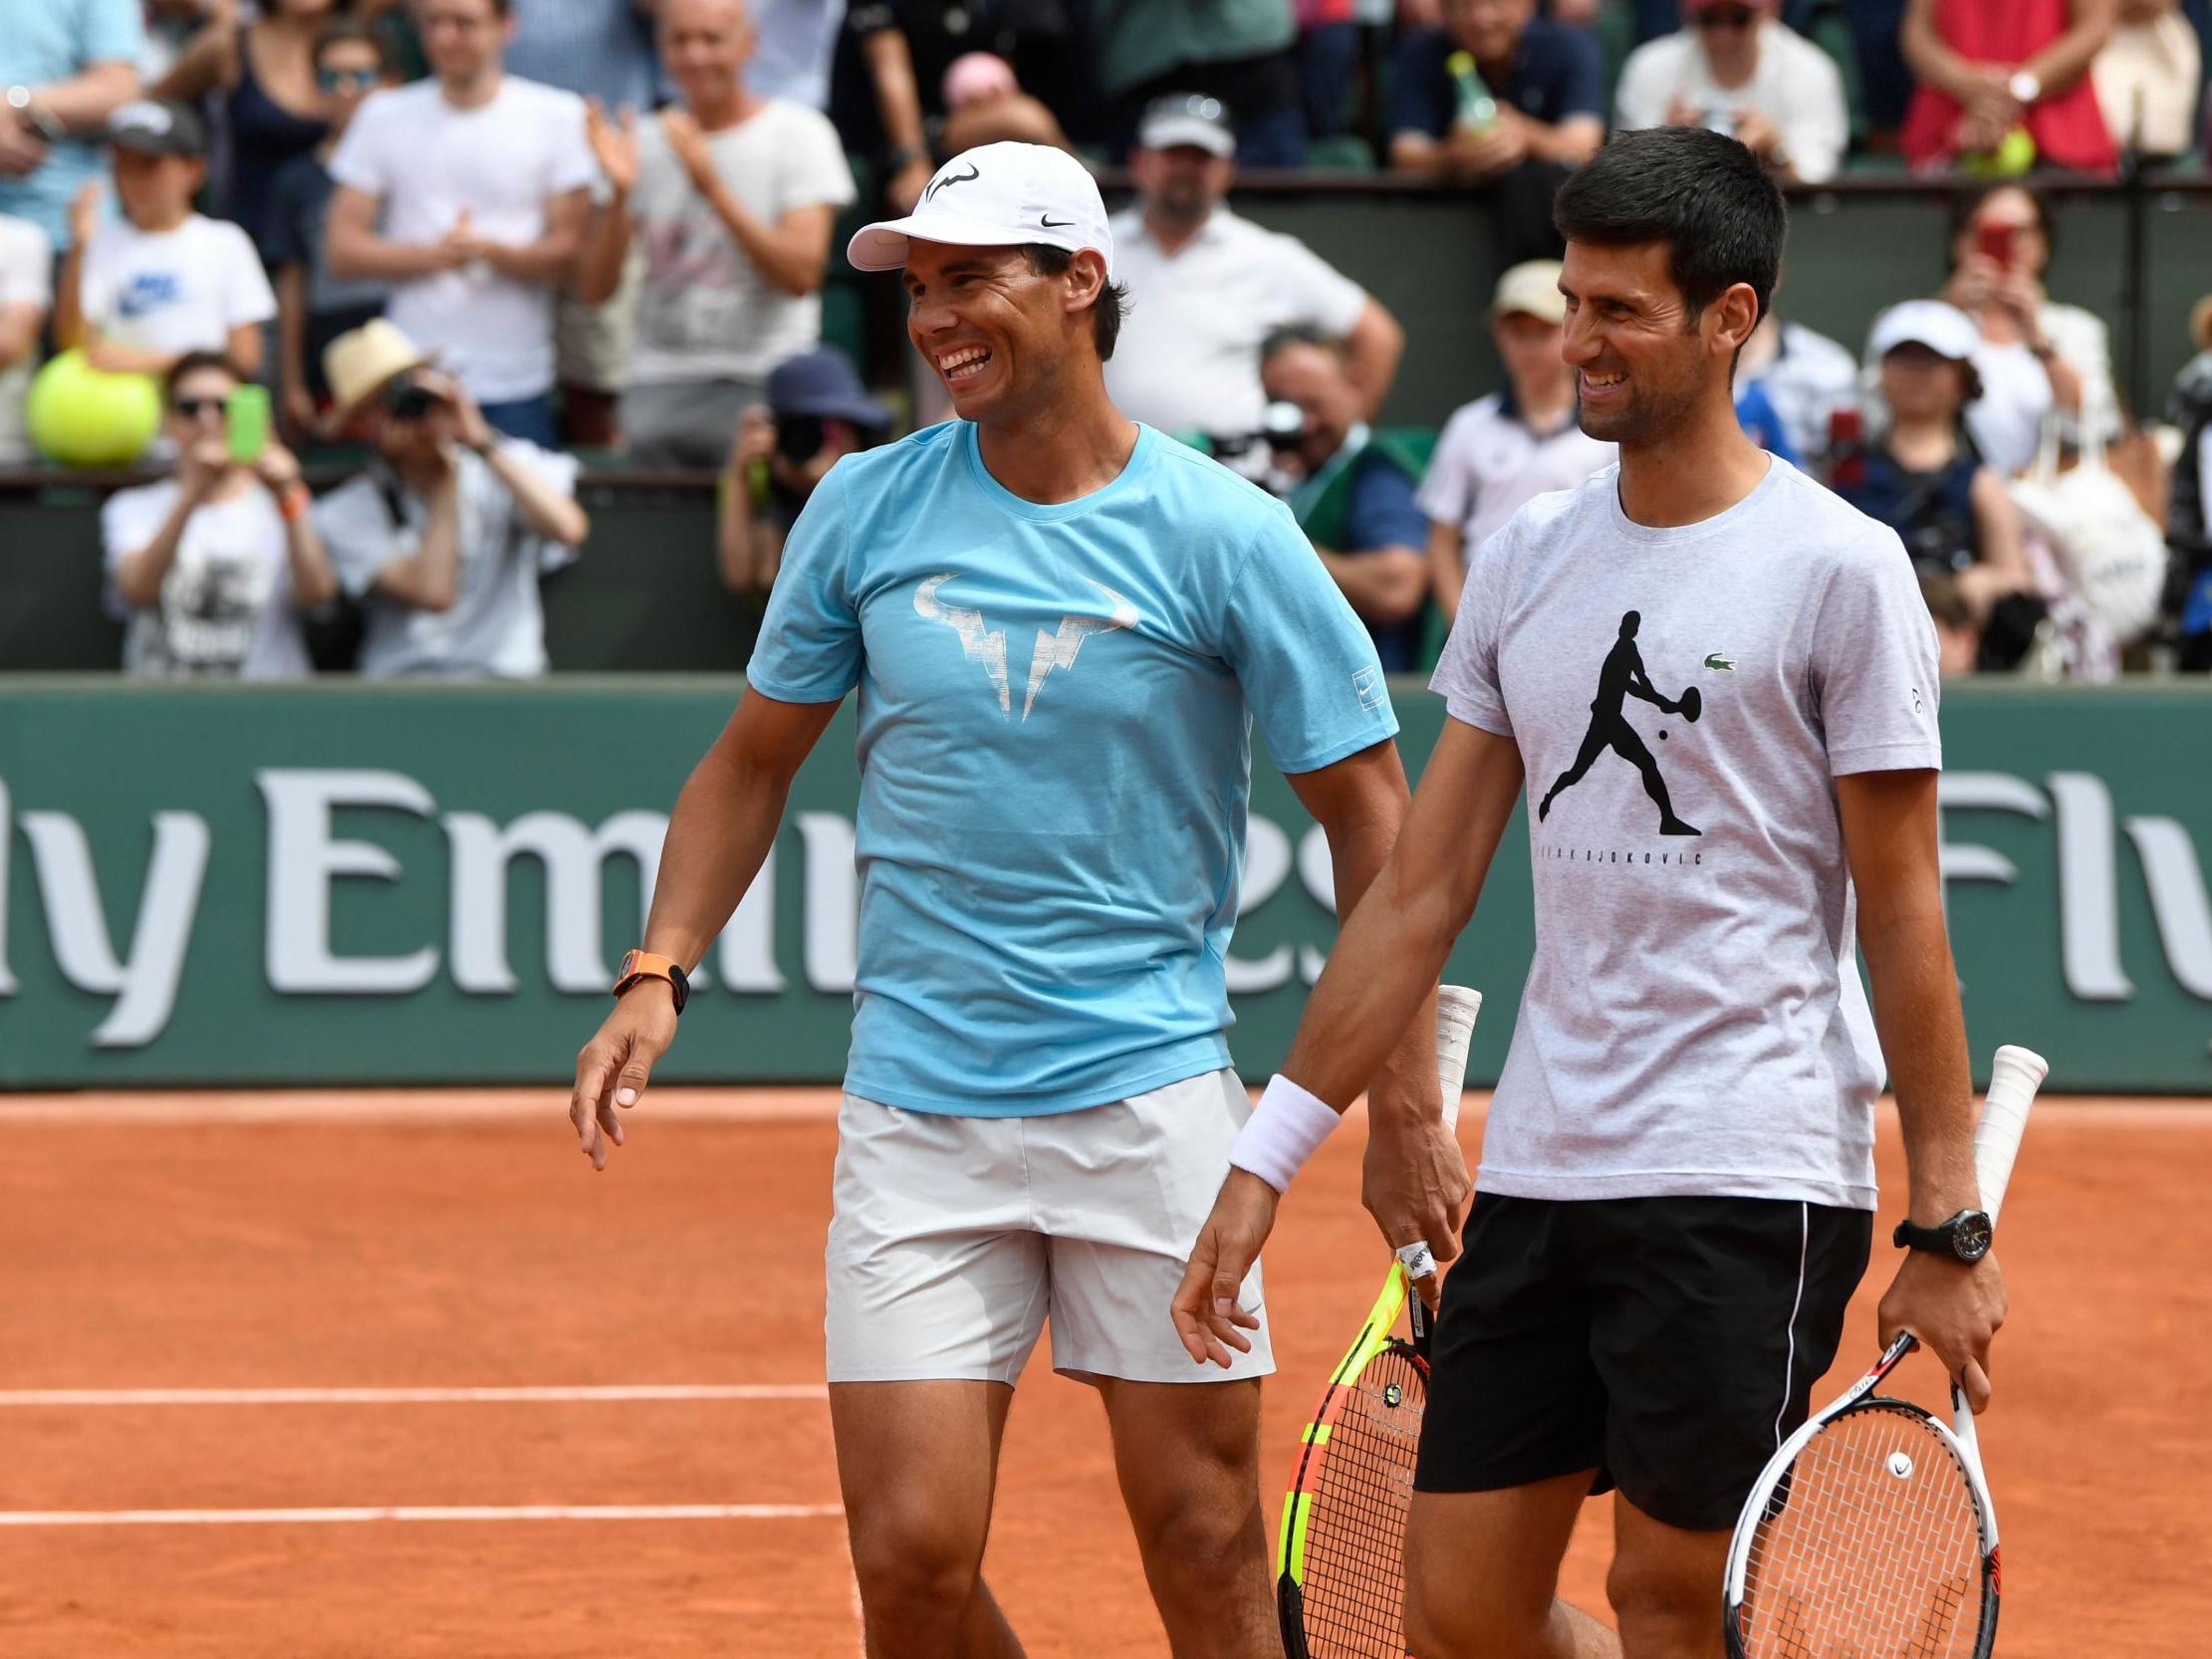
[1703,652,1736,671]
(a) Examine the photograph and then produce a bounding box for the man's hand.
[1170,1170,1277,1367]
[886,155,931,213]
[1733,108,1783,163]
[1452,109,1530,180]
[729,403,776,474]
[585,97,639,196]
[416,367,494,453]
[254,437,304,493]
[0,110,48,179]
[1877,1249,2007,1413]
[69,180,103,248]
[570,984,679,1170]
[178,434,232,499]
[1361,1090,1471,1314]
[661,109,719,195]
[438,207,483,269]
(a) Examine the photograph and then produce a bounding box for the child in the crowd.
[54,99,276,379]
[269,20,398,439]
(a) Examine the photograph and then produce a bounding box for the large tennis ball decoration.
[1963,127,2037,178]
[27,350,162,468]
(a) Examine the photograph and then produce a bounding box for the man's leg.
[1402,1475,1617,1659]
[831,1380,1025,1659]
[1605,1497,1728,1659]
[1607,721,1696,834]
[1095,1376,1275,1659]
[1540,721,1613,820]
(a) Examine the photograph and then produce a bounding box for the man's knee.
[1605,1543,1714,1658]
[1129,1487,1258,1589]
[1403,1568,1557,1659]
[848,1496,988,1625]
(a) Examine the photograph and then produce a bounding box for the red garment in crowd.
[1900,0,2118,173]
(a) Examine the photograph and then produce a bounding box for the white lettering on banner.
[258,770,440,994]
[1938,772,2048,884]
[794,813,859,994]
[716,853,784,994]
[0,778,13,997]
[16,809,207,1048]
[1297,826,1335,984]
[2049,772,2136,1002]
[1224,816,1295,993]
[445,811,668,995]
[2125,818,2212,998]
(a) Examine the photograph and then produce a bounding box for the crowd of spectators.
[2,0,2212,680]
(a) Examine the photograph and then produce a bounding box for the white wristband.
[1229,1073,1343,1194]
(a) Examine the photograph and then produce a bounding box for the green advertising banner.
[1,680,2207,1091]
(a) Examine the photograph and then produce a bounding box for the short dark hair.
[313,17,387,71]
[164,351,243,400]
[1552,125,1788,328]
[1258,324,1343,367]
[1021,244,1127,360]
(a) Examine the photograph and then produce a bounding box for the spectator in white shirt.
[325,0,600,448]
[101,349,339,679]
[54,99,275,378]
[1612,0,1849,184]
[0,209,52,466]
[1104,93,1402,442]
[1419,260,1613,618]
[578,0,858,469]
[314,319,590,679]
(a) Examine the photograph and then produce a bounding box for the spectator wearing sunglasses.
[1613,0,1847,183]
[100,349,338,679]
[268,20,398,440]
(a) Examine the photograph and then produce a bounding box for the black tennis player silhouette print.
[1536,609,1703,835]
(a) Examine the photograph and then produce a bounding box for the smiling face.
[901,240,1103,425]
[1560,239,1743,447]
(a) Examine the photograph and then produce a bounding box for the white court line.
[0,1384,826,1407]
[0,1504,843,1528]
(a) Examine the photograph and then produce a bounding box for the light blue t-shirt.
[0,0,144,251]
[747,421,1399,1116]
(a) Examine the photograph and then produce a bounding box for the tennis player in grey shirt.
[1176,126,2008,1659]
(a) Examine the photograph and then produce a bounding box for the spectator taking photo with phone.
[99,349,337,679]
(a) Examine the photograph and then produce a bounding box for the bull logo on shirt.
[912,573,1139,721]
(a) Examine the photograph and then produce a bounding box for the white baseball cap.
[847,142,1115,280]
[1867,299,1980,365]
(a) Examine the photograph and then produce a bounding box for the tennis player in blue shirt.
[567,141,1468,1657]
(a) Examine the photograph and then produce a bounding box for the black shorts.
[1413,1192,1872,1533]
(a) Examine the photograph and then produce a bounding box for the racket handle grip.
[1434,985,1481,1134]
[1974,1044,2048,1226]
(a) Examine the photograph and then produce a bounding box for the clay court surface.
[2,1087,2206,1658]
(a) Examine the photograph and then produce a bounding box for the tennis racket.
[1277,984,1482,1659]
[1722,1044,2050,1659]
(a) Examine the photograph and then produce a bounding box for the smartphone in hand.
[1976,222,2018,271]
[226,384,271,465]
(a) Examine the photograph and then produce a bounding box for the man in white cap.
[1106,93,1403,446]
[565,139,1467,1655]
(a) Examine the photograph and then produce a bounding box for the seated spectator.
[153,0,334,266]
[55,99,275,378]
[1839,301,2033,630]
[1940,182,2113,468]
[1260,326,1429,671]
[0,0,143,257]
[1901,0,2117,174]
[2163,294,2212,671]
[1387,0,1603,266]
[1737,307,1858,464]
[314,319,591,679]
[268,19,396,442]
[837,0,1091,213]
[1919,572,1984,673]
[99,350,338,678]
[325,0,599,447]
[2093,0,2200,155]
[719,346,891,592]
[1106,94,1402,444]
[0,209,52,467]
[1420,259,1612,619]
[1098,0,1305,167]
[1612,0,1847,184]
[579,0,858,470]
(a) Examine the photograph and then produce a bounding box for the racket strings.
[1739,1404,1991,1659]
[1295,1344,1427,1658]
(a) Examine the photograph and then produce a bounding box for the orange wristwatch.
[613,949,689,1014]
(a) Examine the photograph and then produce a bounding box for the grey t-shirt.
[1431,456,1941,1210]
[315,440,580,678]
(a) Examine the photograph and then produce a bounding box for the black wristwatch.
[1892,1208,1993,1263]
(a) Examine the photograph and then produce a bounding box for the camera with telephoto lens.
[380,376,442,422]
[775,415,828,464]
[1209,399,1308,466]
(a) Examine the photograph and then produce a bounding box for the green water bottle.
[1446,50,1497,132]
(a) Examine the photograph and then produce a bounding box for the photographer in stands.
[313,319,589,679]
[101,349,337,679]
[716,346,889,594]
[1259,324,1429,670]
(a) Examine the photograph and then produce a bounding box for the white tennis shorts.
[825,1067,1274,1385]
